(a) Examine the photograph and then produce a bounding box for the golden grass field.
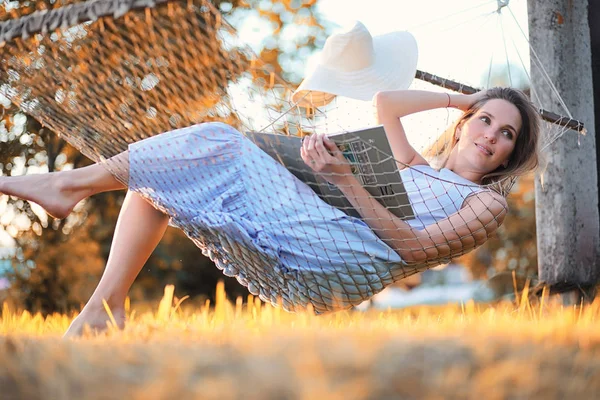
[2,283,600,400]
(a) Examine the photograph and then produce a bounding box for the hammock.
[0,0,581,312]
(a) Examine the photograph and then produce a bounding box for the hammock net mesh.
[0,0,576,312]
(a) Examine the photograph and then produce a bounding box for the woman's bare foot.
[63,303,126,338]
[0,172,91,219]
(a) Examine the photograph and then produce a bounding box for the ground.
[1,287,599,399]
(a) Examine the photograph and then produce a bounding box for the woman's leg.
[0,152,129,219]
[0,149,169,336]
[64,190,170,337]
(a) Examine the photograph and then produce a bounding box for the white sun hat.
[292,21,418,108]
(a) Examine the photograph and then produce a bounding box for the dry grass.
[2,283,600,400]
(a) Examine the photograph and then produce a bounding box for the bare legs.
[64,191,169,337]
[0,151,171,336]
[0,152,129,219]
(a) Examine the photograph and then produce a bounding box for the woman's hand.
[450,90,488,111]
[301,133,353,186]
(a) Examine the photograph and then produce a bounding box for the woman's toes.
[63,309,125,338]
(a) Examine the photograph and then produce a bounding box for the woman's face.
[456,98,522,175]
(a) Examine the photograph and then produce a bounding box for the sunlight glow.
[229,0,532,150]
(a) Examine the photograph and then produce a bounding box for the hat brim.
[292,31,418,108]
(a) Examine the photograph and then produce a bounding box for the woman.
[0,87,540,336]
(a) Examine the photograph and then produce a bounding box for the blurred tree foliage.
[0,0,330,314]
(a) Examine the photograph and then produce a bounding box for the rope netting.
[0,0,583,312]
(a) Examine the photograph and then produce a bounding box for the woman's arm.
[301,134,507,264]
[373,90,485,167]
[338,174,507,263]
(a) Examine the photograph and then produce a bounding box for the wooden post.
[591,0,600,232]
[528,0,600,295]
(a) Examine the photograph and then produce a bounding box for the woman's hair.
[428,87,542,195]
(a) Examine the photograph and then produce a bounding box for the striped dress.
[127,122,481,313]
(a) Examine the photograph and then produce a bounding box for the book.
[245,126,415,220]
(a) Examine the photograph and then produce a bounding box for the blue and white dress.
[127,122,482,313]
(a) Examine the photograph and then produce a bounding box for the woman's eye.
[502,130,513,139]
[479,116,490,124]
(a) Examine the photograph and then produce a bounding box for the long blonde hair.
[425,87,542,195]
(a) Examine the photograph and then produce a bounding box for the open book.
[245,126,415,220]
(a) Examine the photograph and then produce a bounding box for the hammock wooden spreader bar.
[416,70,585,133]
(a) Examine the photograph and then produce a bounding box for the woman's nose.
[484,128,497,143]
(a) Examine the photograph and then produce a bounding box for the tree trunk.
[528,0,600,290]
[591,0,600,241]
